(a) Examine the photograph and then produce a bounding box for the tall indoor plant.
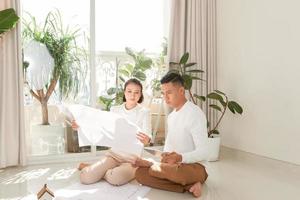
[169,52,243,138]
[169,52,243,160]
[22,9,87,125]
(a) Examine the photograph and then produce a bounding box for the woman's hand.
[71,120,79,130]
[136,132,151,145]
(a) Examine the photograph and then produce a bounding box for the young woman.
[72,78,151,186]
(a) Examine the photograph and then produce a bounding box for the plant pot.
[30,124,66,155]
[207,136,221,161]
[65,126,92,153]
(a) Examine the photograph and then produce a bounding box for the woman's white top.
[110,103,151,137]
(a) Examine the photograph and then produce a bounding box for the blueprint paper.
[111,118,144,157]
[61,105,143,156]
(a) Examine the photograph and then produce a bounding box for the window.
[21,0,169,163]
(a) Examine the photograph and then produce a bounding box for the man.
[134,72,209,198]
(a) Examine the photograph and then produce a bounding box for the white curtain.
[168,0,217,128]
[0,0,26,168]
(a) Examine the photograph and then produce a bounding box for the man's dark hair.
[160,72,184,87]
[123,78,144,103]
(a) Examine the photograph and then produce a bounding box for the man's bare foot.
[78,163,90,170]
[189,182,202,198]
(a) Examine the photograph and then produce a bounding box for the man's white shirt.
[164,101,209,163]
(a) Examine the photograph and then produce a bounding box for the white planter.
[207,136,221,161]
[30,124,66,156]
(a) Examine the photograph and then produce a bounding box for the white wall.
[217,0,300,165]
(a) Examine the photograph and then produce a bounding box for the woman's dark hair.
[123,78,144,103]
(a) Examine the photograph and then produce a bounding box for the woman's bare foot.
[78,163,90,170]
[189,182,202,198]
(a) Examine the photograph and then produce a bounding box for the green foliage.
[98,47,153,110]
[118,47,153,81]
[98,96,114,111]
[0,8,19,36]
[169,52,244,137]
[169,52,204,92]
[205,90,243,137]
[22,9,87,100]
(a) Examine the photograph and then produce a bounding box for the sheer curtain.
[0,0,26,168]
[167,0,217,128]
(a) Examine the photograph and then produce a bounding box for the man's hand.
[136,132,151,145]
[161,152,182,164]
[132,157,153,168]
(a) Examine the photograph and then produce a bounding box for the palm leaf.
[179,52,189,65]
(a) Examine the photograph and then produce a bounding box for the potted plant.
[22,9,87,155]
[0,8,19,38]
[169,52,243,161]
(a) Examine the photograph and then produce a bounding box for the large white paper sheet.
[111,118,144,157]
[54,181,151,200]
[60,105,143,156]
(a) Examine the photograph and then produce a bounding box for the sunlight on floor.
[1,168,50,184]
[47,168,77,180]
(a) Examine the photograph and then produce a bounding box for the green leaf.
[209,104,222,112]
[137,58,152,70]
[227,102,236,114]
[190,76,205,81]
[182,74,192,90]
[186,69,204,73]
[119,68,130,77]
[98,96,114,111]
[167,69,180,74]
[119,76,125,83]
[220,99,227,107]
[125,47,136,60]
[194,94,206,102]
[0,8,19,35]
[107,87,117,95]
[207,92,224,102]
[169,62,179,66]
[133,71,146,81]
[228,101,243,114]
[183,62,197,68]
[214,89,226,96]
[210,129,220,135]
[207,121,210,128]
[179,52,189,65]
[124,63,134,73]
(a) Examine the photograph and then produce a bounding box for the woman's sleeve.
[141,108,152,138]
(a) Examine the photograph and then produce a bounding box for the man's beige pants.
[80,151,137,186]
[135,162,208,193]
